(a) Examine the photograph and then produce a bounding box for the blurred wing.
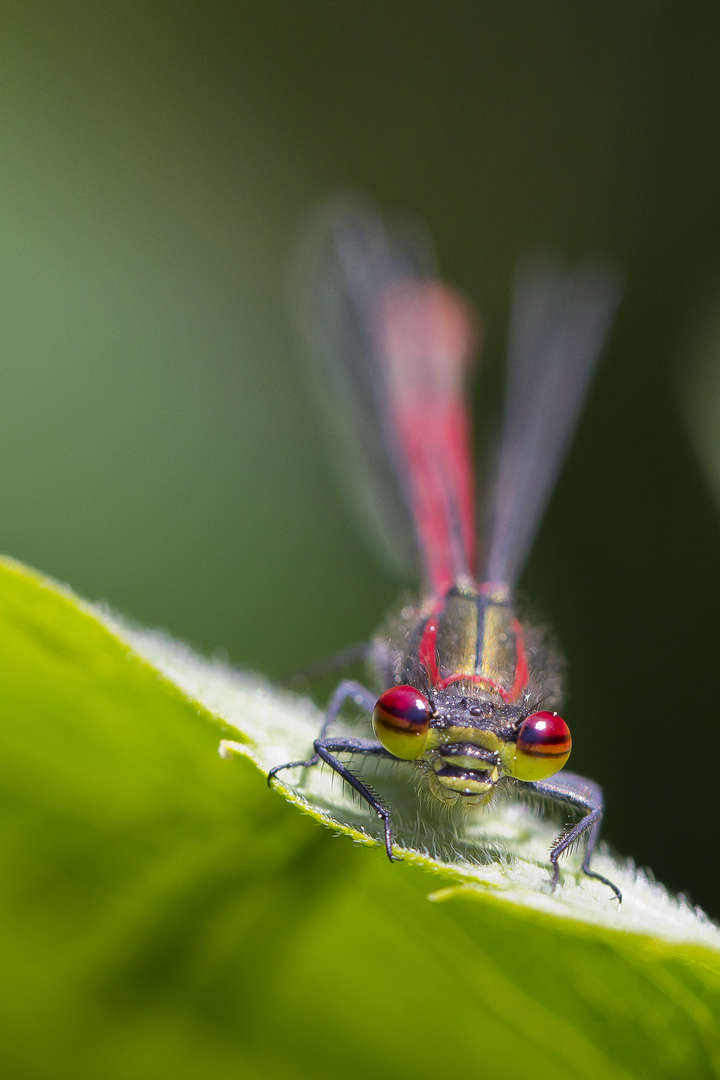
[485,256,622,588]
[296,198,477,596]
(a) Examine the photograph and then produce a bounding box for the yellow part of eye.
[511,745,571,782]
[372,712,429,760]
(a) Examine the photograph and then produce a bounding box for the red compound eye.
[511,710,572,782]
[372,685,432,760]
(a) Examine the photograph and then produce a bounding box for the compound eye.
[511,711,572,781]
[372,685,432,760]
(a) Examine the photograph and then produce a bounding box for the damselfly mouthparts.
[270,199,622,900]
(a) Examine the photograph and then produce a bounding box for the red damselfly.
[270,199,622,900]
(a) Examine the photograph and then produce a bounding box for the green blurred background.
[1,0,720,919]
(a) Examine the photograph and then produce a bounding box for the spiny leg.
[313,736,398,859]
[267,679,377,783]
[530,771,622,903]
[267,681,400,859]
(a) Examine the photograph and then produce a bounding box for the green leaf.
[1,554,719,1080]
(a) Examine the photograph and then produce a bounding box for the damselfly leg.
[531,773,622,902]
[267,680,376,776]
[268,680,398,858]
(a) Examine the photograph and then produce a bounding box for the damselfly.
[270,199,622,900]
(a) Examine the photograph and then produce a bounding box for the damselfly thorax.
[383,582,532,702]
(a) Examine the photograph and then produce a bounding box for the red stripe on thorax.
[418,612,440,684]
[509,616,529,702]
[436,672,512,703]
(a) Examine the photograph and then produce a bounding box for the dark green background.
[1,2,719,916]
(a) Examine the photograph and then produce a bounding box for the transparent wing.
[295,198,477,595]
[484,256,622,588]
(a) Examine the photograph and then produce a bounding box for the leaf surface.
[0,555,719,1080]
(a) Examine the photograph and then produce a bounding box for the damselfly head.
[372,680,572,805]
